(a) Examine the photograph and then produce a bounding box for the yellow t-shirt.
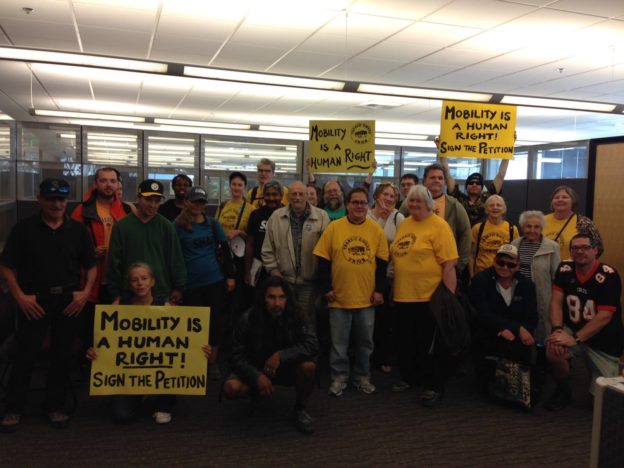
[313,217,389,309]
[433,195,446,219]
[96,200,114,247]
[391,215,458,302]
[216,200,255,234]
[543,213,577,260]
[472,220,519,275]
[245,185,289,209]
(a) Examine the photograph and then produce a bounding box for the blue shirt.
[175,218,227,289]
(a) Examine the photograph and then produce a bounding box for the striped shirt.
[518,238,541,279]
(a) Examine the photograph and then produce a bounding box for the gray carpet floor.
[1,360,594,467]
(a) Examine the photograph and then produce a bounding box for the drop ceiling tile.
[149,36,224,66]
[0,0,73,23]
[1,19,78,50]
[425,0,536,29]
[381,63,462,86]
[418,47,503,68]
[494,8,603,35]
[547,0,624,18]
[80,27,152,57]
[388,22,484,48]
[156,11,240,42]
[350,0,452,21]
[73,3,157,32]
[324,56,409,82]
[268,51,346,77]
[296,32,382,56]
[319,13,414,41]
[359,40,445,62]
[210,42,291,71]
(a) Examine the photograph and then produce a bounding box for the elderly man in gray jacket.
[262,181,330,327]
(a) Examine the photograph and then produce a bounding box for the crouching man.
[223,276,318,434]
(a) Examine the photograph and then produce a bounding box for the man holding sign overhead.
[437,101,517,226]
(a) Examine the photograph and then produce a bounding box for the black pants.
[372,291,394,367]
[183,281,228,346]
[395,301,447,392]
[6,291,79,413]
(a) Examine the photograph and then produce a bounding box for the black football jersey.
[553,260,623,357]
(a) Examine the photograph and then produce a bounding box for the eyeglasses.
[570,244,593,252]
[495,259,518,269]
[349,200,369,206]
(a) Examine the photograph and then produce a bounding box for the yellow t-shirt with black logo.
[543,213,577,260]
[391,215,458,302]
[313,217,389,309]
[472,220,519,275]
[216,200,255,234]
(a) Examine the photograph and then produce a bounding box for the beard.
[325,197,343,211]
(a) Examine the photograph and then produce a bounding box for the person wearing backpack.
[469,195,519,279]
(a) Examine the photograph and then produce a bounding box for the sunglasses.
[467,181,481,186]
[495,258,518,269]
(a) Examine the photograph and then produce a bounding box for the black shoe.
[421,389,442,407]
[293,409,315,435]
[545,389,571,411]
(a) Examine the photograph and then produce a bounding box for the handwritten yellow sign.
[439,101,516,159]
[309,120,375,173]
[90,305,210,396]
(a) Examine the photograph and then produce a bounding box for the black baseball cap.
[186,186,208,202]
[138,179,165,198]
[466,172,484,187]
[39,178,70,198]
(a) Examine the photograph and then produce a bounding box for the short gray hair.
[257,158,276,172]
[519,210,545,229]
[485,194,506,214]
[407,185,435,211]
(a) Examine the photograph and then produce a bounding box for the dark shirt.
[247,205,279,260]
[0,214,96,291]
[230,305,318,390]
[470,267,538,337]
[553,260,623,357]
[449,181,498,227]
[158,199,183,221]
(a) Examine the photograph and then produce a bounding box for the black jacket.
[230,306,318,390]
[470,267,538,336]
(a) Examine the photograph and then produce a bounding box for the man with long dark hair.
[223,276,318,434]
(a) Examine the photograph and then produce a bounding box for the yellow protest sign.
[439,101,516,159]
[309,120,375,173]
[90,305,210,396]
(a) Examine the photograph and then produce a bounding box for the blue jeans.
[329,307,375,382]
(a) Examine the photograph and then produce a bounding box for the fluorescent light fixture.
[376,132,427,141]
[258,125,308,134]
[0,46,167,73]
[358,83,492,103]
[184,66,345,91]
[501,96,615,113]
[0,113,13,120]
[34,109,145,123]
[153,118,250,130]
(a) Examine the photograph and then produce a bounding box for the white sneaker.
[152,411,172,424]
[353,379,376,394]
[328,380,347,397]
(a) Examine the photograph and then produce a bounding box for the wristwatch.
[572,332,582,345]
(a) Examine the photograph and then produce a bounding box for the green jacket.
[107,213,186,299]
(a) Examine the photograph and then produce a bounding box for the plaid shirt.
[289,203,311,274]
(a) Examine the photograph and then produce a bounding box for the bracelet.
[572,332,582,344]
[552,325,563,331]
